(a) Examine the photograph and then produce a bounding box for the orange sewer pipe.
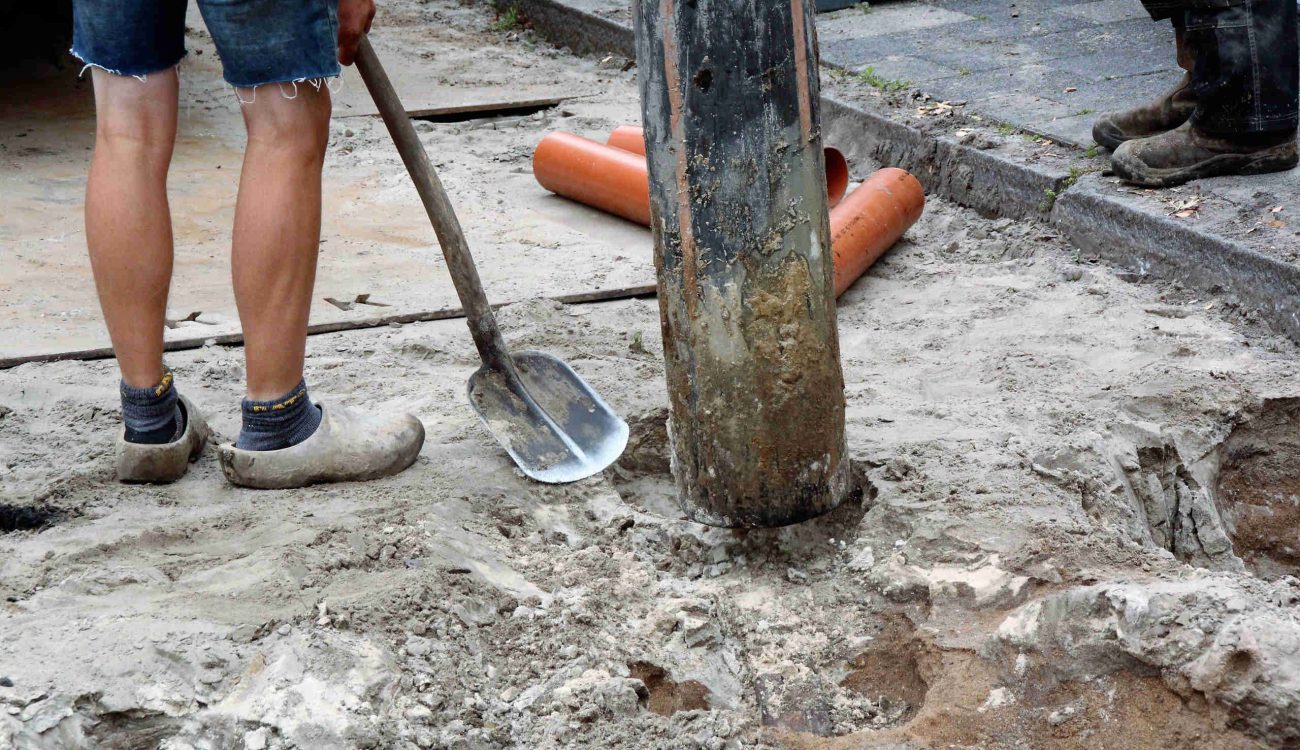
[534,132,652,225]
[606,124,849,207]
[532,132,925,298]
[828,167,924,297]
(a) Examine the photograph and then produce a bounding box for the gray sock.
[121,369,184,445]
[235,380,323,451]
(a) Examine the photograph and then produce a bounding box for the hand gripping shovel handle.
[354,36,513,372]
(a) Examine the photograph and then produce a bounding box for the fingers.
[339,32,360,66]
[337,0,376,66]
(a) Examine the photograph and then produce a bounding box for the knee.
[242,86,332,163]
[92,70,178,163]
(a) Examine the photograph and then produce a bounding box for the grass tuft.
[492,5,522,31]
[856,66,910,93]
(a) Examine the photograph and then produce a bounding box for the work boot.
[116,395,210,483]
[217,402,424,489]
[1092,28,1196,151]
[1111,123,1298,187]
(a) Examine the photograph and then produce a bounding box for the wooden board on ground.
[331,16,596,119]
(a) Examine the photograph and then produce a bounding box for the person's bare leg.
[85,67,179,388]
[231,84,332,401]
[217,81,424,487]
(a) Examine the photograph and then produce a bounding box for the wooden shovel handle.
[353,36,512,372]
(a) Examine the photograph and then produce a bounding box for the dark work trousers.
[1141,0,1298,135]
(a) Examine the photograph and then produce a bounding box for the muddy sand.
[3,1,1300,748]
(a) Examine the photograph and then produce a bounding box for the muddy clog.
[217,402,425,489]
[116,395,210,483]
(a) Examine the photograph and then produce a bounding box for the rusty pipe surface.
[605,124,849,207]
[634,0,848,528]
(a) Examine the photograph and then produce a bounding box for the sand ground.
[3,1,1300,748]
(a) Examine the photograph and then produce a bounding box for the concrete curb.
[1052,179,1300,340]
[821,96,1068,220]
[503,0,1300,342]
[508,0,634,58]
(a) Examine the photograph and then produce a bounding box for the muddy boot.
[116,396,210,483]
[1092,28,1196,151]
[217,402,424,489]
[1111,123,1298,187]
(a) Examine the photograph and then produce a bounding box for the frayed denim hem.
[69,46,186,82]
[228,68,345,105]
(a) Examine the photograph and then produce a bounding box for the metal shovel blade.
[468,350,629,483]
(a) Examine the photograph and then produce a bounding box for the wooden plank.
[0,284,658,370]
[335,95,575,121]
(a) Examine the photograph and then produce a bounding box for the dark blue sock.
[235,380,323,451]
[121,369,184,445]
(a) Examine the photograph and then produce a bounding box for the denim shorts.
[71,0,341,88]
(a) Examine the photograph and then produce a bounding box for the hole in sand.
[628,660,711,716]
[839,613,930,721]
[608,408,686,521]
[1216,398,1300,579]
[0,503,64,534]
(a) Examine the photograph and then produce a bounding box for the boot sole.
[1113,145,1299,188]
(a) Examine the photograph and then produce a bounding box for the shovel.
[354,37,629,483]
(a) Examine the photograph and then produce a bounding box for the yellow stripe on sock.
[251,387,308,413]
[153,371,173,398]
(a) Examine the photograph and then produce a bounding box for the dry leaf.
[1168,195,1201,218]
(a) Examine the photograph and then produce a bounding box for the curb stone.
[505,0,634,57]
[498,0,1300,342]
[1051,177,1300,340]
[821,96,1069,219]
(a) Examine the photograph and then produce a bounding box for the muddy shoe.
[116,396,210,483]
[1092,75,1196,151]
[1112,124,1298,188]
[217,402,425,489]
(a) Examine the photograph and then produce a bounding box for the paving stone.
[1020,17,1174,59]
[816,4,973,38]
[966,91,1077,124]
[1053,0,1153,24]
[1051,49,1176,82]
[933,62,1089,102]
[1024,111,1099,145]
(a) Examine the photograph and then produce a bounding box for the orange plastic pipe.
[606,125,850,208]
[605,124,650,154]
[532,132,924,297]
[532,132,651,225]
[830,167,924,297]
